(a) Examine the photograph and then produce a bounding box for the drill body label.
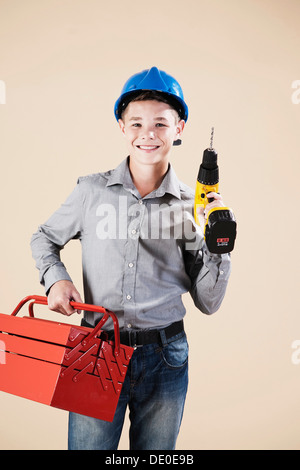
[217,237,230,247]
[217,238,229,244]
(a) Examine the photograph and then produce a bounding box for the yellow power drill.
[194,127,237,253]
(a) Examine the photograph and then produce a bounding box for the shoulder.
[178,180,195,203]
[76,168,113,189]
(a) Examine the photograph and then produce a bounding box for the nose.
[141,127,155,140]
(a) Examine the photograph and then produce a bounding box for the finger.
[206,192,222,201]
[194,206,205,234]
[48,300,74,316]
[196,204,209,223]
[196,205,205,224]
[63,301,77,316]
[196,205,204,216]
[71,290,84,314]
[57,299,76,316]
[204,203,218,218]
[204,201,225,218]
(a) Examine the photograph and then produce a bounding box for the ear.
[118,119,126,136]
[175,119,185,139]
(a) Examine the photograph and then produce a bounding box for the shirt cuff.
[43,264,73,295]
[202,245,231,283]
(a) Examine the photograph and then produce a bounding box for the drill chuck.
[197,148,219,185]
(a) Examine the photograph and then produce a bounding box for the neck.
[128,157,169,198]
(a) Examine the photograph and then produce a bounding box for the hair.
[119,90,183,121]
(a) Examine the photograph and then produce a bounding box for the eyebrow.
[128,116,169,122]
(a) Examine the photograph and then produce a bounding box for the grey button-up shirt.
[31,157,231,329]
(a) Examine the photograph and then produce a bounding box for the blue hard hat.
[114,67,189,122]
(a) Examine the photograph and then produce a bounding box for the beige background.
[0,0,299,450]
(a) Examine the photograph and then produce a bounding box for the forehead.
[123,100,178,121]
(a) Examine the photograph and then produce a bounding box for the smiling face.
[118,100,185,168]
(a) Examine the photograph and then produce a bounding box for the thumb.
[196,206,206,234]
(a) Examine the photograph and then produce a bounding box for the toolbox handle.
[11,295,121,355]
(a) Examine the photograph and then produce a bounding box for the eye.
[132,123,141,127]
[156,123,167,127]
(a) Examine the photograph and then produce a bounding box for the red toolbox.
[0,295,134,422]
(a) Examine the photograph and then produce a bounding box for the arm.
[185,246,231,315]
[30,181,84,315]
[184,192,232,314]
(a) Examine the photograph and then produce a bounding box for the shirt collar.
[105,157,134,190]
[105,157,182,200]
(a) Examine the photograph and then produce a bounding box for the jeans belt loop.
[159,328,168,348]
[129,330,137,349]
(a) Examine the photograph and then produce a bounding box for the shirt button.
[128,262,134,268]
[138,199,143,205]
[126,294,132,300]
[220,270,224,275]
[131,229,137,235]
[127,323,132,329]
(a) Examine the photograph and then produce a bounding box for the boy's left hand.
[196,192,225,233]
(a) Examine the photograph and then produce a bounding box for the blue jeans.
[68,331,189,450]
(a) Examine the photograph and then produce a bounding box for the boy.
[31,67,231,450]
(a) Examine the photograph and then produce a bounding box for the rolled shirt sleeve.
[189,248,231,314]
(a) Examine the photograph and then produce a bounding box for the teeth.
[138,146,159,150]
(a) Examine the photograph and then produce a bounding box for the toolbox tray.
[0,295,134,422]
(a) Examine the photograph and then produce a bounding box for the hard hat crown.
[114,67,188,122]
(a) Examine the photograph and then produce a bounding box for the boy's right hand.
[47,280,83,316]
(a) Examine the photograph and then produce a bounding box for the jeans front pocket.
[161,332,189,369]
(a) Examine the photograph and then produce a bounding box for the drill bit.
[210,127,214,150]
